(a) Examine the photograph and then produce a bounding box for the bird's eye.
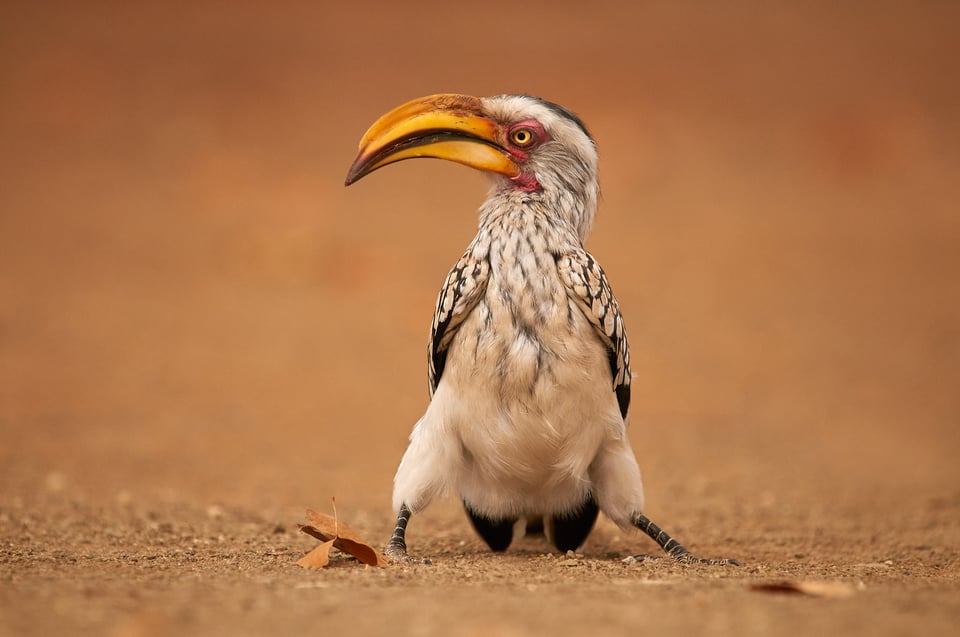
[510,128,535,147]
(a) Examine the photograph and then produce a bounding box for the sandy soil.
[2,2,959,635]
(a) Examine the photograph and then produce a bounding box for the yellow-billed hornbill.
[346,93,737,565]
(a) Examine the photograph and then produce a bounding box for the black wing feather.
[428,245,490,395]
[556,251,632,419]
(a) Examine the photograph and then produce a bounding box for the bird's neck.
[478,181,598,250]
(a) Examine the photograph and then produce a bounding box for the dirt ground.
[2,2,959,635]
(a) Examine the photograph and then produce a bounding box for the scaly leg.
[385,504,431,564]
[631,513,740,566]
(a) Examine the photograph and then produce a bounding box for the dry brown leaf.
[296,538,335,569]
[296,503,388,568]
[751,580,857,599]
[332,537,387,567]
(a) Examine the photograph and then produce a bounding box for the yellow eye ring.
[510,128,534,146]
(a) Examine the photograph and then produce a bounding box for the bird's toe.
[385,543,432,565]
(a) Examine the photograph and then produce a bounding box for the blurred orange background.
[1,1,958,515]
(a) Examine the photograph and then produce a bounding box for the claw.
[674,553,741,566]
[385,541,431,565]
[668,545,741,566]
[625,551,740,566]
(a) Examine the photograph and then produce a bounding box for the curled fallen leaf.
[296,501,387,568]
[296,538,335,569]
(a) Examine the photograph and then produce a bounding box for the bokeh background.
[2,1,958,526]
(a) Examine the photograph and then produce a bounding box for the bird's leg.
[631,512,740,566]
[385,504,431,565]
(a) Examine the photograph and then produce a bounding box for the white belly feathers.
[394,229,626,518]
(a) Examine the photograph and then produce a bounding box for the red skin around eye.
[505,119,550,192]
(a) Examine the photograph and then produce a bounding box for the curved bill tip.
[343,153,375,186]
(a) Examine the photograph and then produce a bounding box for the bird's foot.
[630,512,741,566]
[385,504,430,564]
[385,541,431,565]
[667,546,741,566]
[624,551,740,566]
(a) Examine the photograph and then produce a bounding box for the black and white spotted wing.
[427,246,490,396]
[556,250,633,419]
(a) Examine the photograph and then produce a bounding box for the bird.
[345,93,737,565]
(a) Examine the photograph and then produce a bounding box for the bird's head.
[345,93,600,242]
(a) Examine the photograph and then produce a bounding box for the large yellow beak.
[345,94,520,185]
